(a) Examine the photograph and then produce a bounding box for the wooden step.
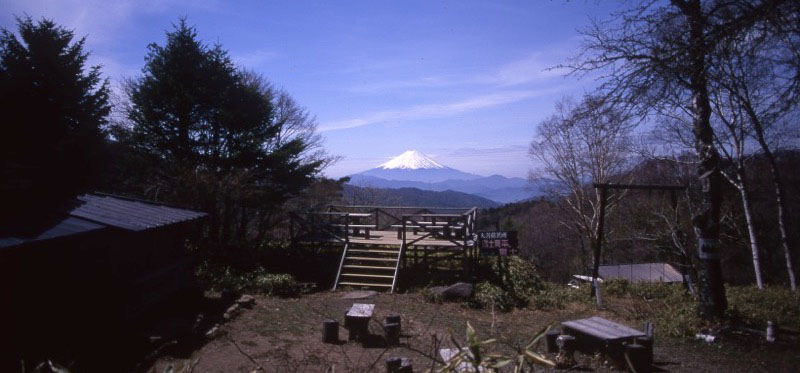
[343,264,396,270]
[338,281,393,287]
[346,256,397,262]
[342,273,394,278]
[348,249,399,254]
[341,273,395,279]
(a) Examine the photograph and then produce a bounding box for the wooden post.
[344,214,350,244]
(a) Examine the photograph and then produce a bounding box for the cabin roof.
[72,193,206,231]
[0,193,206,249]
[598,262,683,283]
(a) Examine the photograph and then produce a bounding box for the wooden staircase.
[333,242,404,292]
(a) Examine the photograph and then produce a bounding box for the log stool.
[383,322,400,346]
[385,357,412,373]
[556,334,576,366]
[322,319,339,343]
[385,314,402,329]
[545,328,561,353]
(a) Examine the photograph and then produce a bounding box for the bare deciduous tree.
[709,24,800,291]
[529,95,635,291]
[567,0,787,318]
[710,85,766,288]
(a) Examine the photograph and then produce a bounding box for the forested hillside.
[343,184,499,208]
[481,151,800,284]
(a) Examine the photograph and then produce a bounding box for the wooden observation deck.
[290,205,478,292]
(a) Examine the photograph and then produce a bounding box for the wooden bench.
[391,225,421,239]
[345,303,375,341]
[330,224,376,239]
[561,316,645,362]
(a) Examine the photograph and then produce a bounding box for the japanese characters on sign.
[478,231,518,256]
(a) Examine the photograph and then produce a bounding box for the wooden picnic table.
[347,213,373,218]
[411,213,465,218]
[345,303,375,341]
[562,316,645,342]
[312,212,372,217]
[561,316,645,359]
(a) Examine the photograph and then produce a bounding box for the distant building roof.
[0,193,206,249]
[598,263,683,283]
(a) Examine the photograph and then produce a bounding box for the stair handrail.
[332,242,349,291]
[390,242,405,293]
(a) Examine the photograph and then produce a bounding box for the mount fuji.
[349,150,556,204]
[357,150,481,182]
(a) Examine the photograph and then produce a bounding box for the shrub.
[726,285,800,329]
[195,262,301,297]
[469,256,544,311]
[421,286,443,303]
[646,288,701,337]
[629,282,678,300]
[601,278,630,296]
[470,281,517,311]
[502,256,545,298]
[530,282,587,310]
[256,273,302,297]
[611,282,700,337]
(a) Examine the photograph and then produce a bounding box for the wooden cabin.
[0,193,205,360]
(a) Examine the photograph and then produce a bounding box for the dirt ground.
[146,291,800,372]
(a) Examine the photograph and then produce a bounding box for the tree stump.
[322,319,339,343]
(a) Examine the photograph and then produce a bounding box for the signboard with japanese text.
[478,231,518,256]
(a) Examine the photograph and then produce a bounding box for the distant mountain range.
[348,150,559,204]
[342,185,500,208]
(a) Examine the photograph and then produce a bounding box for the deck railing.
[290,205,478,249]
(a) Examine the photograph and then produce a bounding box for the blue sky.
[1,0,626,178]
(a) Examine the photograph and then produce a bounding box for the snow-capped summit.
[353,150,481,183]
[349,149,558,203]
[377,150,445,170]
